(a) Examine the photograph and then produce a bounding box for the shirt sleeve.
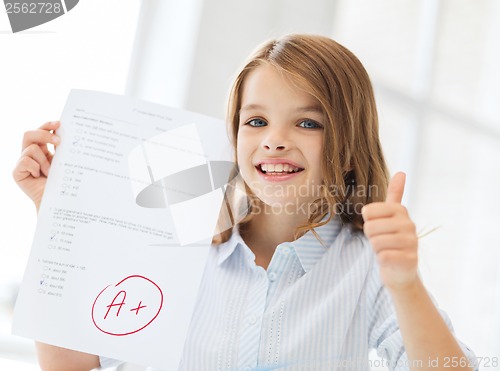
[367,263,478,371]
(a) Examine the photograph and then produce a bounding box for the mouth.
[256,163,304,175]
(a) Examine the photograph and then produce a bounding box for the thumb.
[386,172,406,204]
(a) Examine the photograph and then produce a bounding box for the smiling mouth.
[257,163,304,175]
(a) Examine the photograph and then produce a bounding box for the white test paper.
[12,90,235,369]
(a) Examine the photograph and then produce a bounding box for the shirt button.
[268,272,277,282]
[248,314,257,325]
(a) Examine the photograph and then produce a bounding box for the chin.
[250,195,312,217]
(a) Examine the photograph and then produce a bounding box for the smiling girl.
[14,34,477,370]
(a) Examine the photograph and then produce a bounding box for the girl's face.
[237,64,325,211]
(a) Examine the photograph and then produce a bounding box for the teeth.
[260,163,301,173]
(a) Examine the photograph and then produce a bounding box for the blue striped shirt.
[100,217,477,370]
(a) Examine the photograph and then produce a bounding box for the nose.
[262,126,289,151]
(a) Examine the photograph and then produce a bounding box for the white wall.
[331,0,500,359]
[127,0,339,118]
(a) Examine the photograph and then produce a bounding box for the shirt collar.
[293,216,342,272]
[217,228,245,266]
[216,216,342,271]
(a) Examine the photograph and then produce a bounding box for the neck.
[242,200,311,250]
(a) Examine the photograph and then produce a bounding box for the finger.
[20,144,51,177]
[37,120,61,131]
[369,234,415,253]
[363,219,403,238]
[47,150,54,164]
[25,121,61,148]
[376,248,418,268]
[362,202,406,221]
[386,172,406,204]
[22,128,60,151]
[13,156,42,181]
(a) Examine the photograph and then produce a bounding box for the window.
[333,0,500,359]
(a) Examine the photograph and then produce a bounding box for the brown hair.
[213,34,389,244]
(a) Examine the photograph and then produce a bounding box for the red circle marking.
[91,275,163,336]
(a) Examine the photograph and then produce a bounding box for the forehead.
[240,64,321,111]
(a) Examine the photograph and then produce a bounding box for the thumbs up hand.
[362,172,419,292]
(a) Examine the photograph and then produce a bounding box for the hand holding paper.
[13,121,60,210]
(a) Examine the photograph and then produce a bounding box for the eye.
[246,118,267,127]
[298,120,323,129]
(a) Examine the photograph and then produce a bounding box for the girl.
[14,34,476,371]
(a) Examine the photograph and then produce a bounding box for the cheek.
[236,143,245,168]
[236,132,252,165]
[236,143,250,180]
[310,140,325,179]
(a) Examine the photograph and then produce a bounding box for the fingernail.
[53,136,61,144]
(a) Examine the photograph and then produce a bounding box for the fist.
[362,172,418,291]
[12,121,61,210]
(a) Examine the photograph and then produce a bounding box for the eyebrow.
[240,104,323,114]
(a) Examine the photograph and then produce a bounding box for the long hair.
[213,34,389,244]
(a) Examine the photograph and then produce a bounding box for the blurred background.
[1,0,499,369]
